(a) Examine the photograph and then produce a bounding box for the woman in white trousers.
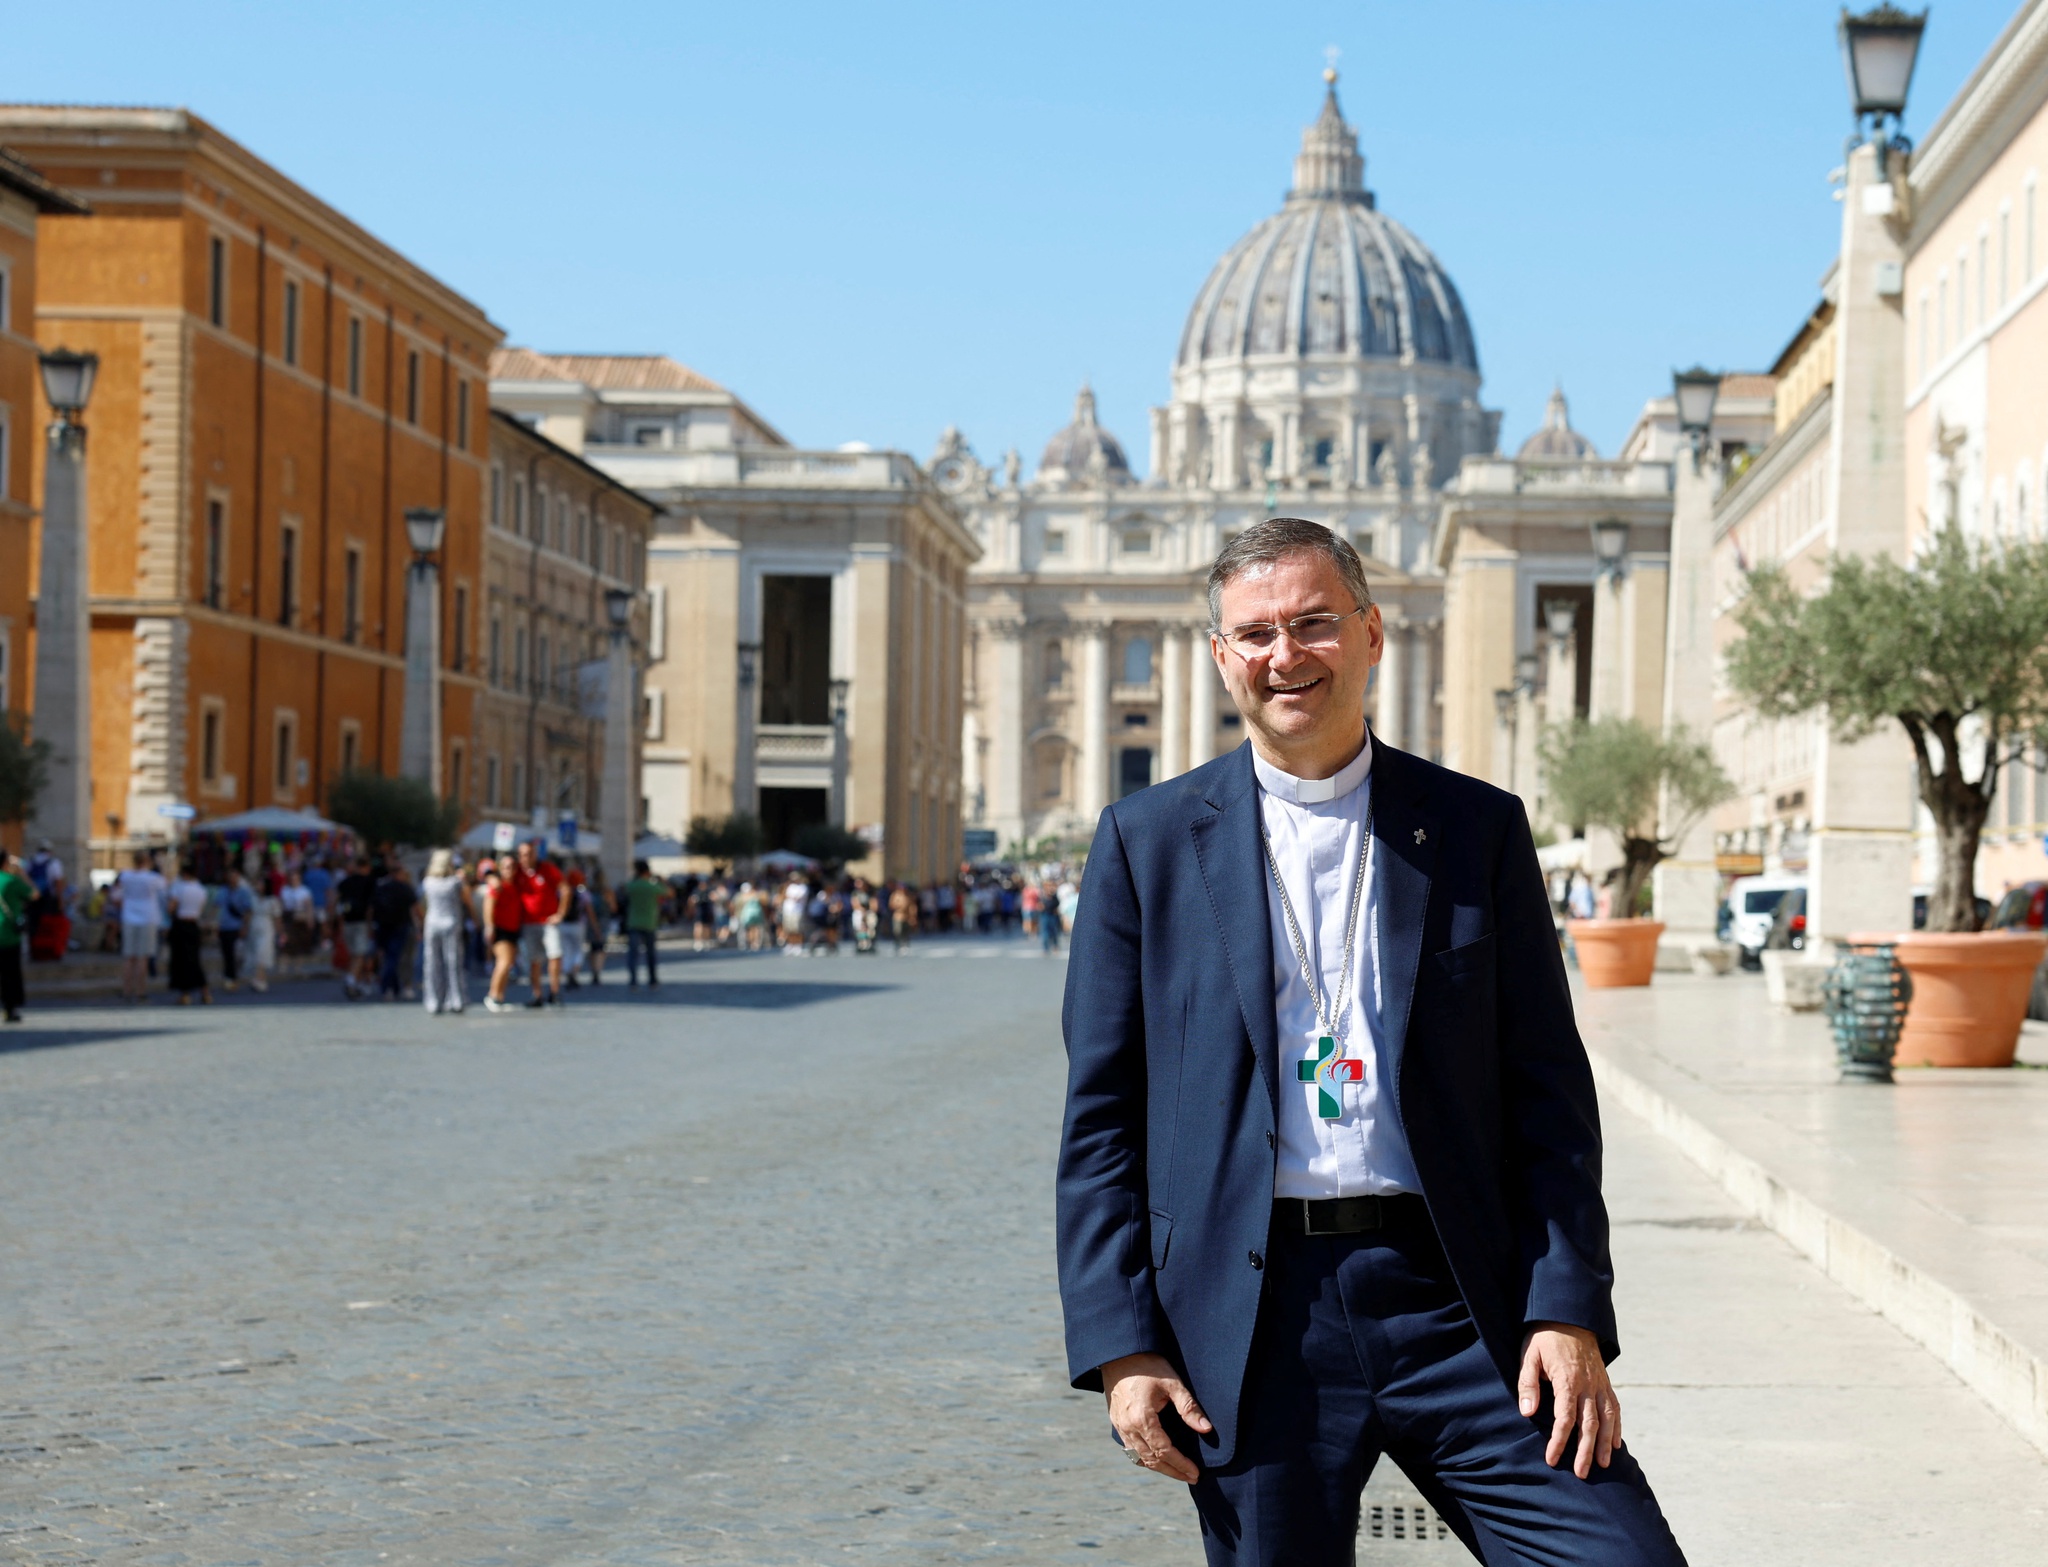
[419,850,471,1015]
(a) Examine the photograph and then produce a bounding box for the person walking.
[621,860,664,987]
[0,850,31,1023]
[734,881,766,951]
[888,882,916,954]
[370,862,418,1001]
[1057,519,1683,1565]
[217,867,254,991]
[164,864,212,1005]
[419,849,469,1015]
[336,856,378,999]
[1037,879,1063,956]
[482,853,524,1013]
[245,876,281,993]
[512,839,566,1006]
[113,851,167,1002]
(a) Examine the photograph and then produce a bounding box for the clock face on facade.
[932,455,973,494]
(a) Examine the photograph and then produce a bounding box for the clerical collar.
[1252,734,1373,805]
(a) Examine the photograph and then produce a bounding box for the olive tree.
[0,714,51,826]
[1539,717,1733,919]
[1725,523,2048,933]
[326,769,460,849]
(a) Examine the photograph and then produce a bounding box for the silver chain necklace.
[1259,789,1374,1046]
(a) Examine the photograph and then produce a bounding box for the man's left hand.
[1517,1323,1621,1479]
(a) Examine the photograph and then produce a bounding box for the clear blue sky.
[3,1,2023,470]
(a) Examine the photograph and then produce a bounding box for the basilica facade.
[941,75,1499,851]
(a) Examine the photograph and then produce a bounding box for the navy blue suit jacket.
[1055,737,1616,1468]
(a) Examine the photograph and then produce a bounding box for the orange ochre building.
[0,106,501,852]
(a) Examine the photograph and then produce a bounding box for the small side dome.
[1516,386,1597,460]
[1038,384,1132,487]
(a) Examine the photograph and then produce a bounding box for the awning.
[191,807,347,836]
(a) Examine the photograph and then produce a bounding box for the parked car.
[1912,889,1993,929]
[1727,874,1806,970]
[1763,886,1807,953]
[1988,881,2048,1022]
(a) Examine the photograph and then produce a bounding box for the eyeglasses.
[1215,607,1366,656]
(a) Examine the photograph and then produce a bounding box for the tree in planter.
[684,812,765,873]
[1726,523,2048,933]
[0,714,51,828]
[1538,717,1733,920]
[326,769,460,849]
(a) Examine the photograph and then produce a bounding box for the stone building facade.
[947,75,1496,852]
[490,351,978,885]
[478,408,655,836]
[0,106,498,847]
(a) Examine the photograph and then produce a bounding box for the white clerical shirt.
[1255,736,1420,1200]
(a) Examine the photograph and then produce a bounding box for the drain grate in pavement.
[1358,1472,1464,1559]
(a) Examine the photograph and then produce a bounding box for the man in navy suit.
[1056,518,1685,1565]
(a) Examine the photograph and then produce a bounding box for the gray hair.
[1207,517,1374,629]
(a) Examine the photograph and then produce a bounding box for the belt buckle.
[1300,1198,1328,1236]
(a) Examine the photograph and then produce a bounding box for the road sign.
[492,822,517,853]
[557,815,578,849]
[157,802,197,821]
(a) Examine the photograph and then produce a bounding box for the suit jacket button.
[1265,1131,1276,1150]
[1248,1250,1264,1271]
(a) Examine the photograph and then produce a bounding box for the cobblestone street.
[3,944,2045,1565]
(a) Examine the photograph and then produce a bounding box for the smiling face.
[1210,549,1383,779]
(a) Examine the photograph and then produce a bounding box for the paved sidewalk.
[1576,970,2048,1458]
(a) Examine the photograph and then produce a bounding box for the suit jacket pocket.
[1434,931,1496,979]
[1149,1209,1174,1271]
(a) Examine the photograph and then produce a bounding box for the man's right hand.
[1101,1352,1210,1483]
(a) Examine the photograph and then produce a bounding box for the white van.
[1727,873,1806,969]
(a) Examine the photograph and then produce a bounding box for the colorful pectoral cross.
[1296,1034,1364,1120]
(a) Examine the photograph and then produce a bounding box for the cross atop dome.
[1293,65,1367,201]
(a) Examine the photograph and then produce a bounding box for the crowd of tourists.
[0,839,1081,1023]
[664,864,1081,957]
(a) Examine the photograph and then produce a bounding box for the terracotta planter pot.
[1850,929,2048,1068]
[1568,919,1665,988]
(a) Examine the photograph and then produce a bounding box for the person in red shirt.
[514,838,567,1007]
[482,853,525,1013]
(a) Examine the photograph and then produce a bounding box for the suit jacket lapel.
[1191,744,1279,1121]
[1371,740,1439,1092]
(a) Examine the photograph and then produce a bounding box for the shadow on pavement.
[0,1026,177,1056]
[648,981,898,1010]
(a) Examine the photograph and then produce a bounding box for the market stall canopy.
[634,832,687,859]
[756,848,819,871]
[457,820,601,860]
[192,807,347,836]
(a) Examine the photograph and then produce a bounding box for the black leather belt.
[1271,1193,1424,1236]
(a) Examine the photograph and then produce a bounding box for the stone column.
[29,413,91,883]
[734,641,760,820]
[1806,139,1916,944]
[1410,619,1437,761]
[1078,623,1110,822]
[1160,626,1188,779]
[1213,408,1239,491]
[399,555,443,792]
[1655,447,1724,935]
[1588,567,1626,723]
[599,625,634,889]
[1542,602,1578,729]
[1188,632,1219,766]
[988,620,1026,846]
[1374,612,1406,750]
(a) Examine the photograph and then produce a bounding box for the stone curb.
[1586,1042,2048,1461]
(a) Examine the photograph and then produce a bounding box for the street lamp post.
[828,676,851,827]
[29,348,98,886]
[1839,5,1928,173]
[1672,366,1722,468]
[599,586,635,891]
[398,506,446,793]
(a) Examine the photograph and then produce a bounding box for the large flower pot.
[1568,919,1665,988]
[1851,929,2048,1068]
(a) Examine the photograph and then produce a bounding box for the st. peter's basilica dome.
[1516,386,1598,460]
[1037,383,1132,488]
[1175,76,1478,375]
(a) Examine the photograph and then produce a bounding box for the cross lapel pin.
[1413,827,1427,845]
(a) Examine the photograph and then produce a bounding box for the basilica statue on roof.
[938,71,1501,850]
